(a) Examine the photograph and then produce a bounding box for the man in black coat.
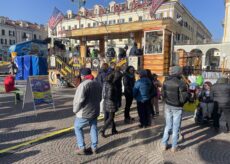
[212,78,230,131]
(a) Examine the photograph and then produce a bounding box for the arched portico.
[174,43,230,70]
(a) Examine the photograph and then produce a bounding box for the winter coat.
[123,73,135,97]
[73,79,102,119]
[103,81,118,112]
[96,69,110,86]
[113,70,123,96]
[212,80,230,111]
[133,77,153,102]
[199,89,214,103]
[129,46,138,56]
[162,75,188,107]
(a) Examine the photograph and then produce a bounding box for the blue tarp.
[15,55,48,80]
[15,56,24,80]
[8,40,48,57]
[24,55,32,80]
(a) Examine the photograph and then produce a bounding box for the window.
[13,31,15,36]
[109,20,113,25]
[93,23,96,27]
[80,24,84,28]
[34,34,37,40]
[138,16,142,21]
[2,29,5,35]
[5,39,7,45]
[62,26,65,30]
[22,32,27,39]
[74,25,78,29]
[88,23,91,27]
[129,17,132,22]
[144,30,163,54]
[184,21,188,28]
[68,26,71,30]
[113,20,116,24]
[0,39,3,44]
[39,36,41,40]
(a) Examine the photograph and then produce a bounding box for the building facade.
[223,0,230,42]
[0,16,47,51]
[49,0,212,52]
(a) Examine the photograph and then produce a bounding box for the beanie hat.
[169,66,182,76]
[81,68,92,76]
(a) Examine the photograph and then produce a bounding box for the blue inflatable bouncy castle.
[9,40,48,80]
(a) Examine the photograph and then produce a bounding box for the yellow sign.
[61,69,68,75]
[117,59,127,67]
[65,66,72,73]
[69,58,73,65]
[56,58,63,65]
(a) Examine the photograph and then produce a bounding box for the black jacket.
[212,80,230,110]
[113,70,123,95]
[123,73,135,97]
[103,82,118,112]
[163,75,188,107]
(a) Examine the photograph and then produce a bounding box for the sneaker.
[171,146,181,153]
[91,148,98,155]
[76,148,86,155]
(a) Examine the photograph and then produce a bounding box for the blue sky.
[0,0,225,41]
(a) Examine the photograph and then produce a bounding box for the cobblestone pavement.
[1,88,230,164]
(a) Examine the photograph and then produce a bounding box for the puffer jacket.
[162,75,188,107]
[133,77,153,102]
[103,81,118,112]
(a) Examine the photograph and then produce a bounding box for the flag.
[150,0,165,17]
[49,7,64,30]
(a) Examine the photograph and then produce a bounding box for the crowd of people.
[72,63,230,155]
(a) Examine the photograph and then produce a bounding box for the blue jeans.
[162,104,182,148]
[74,117,98,150]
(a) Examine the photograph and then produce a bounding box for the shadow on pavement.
[0,150,40,163]
[181,123,219,149]
[0,127,55,149]
[197,139,230,163]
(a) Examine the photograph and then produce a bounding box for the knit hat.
[169,66,182,76]
[81,68,92,76]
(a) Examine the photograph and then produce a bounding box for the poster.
[23,75,55,111]
[144,30,163,54]
[128,57,139,70]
